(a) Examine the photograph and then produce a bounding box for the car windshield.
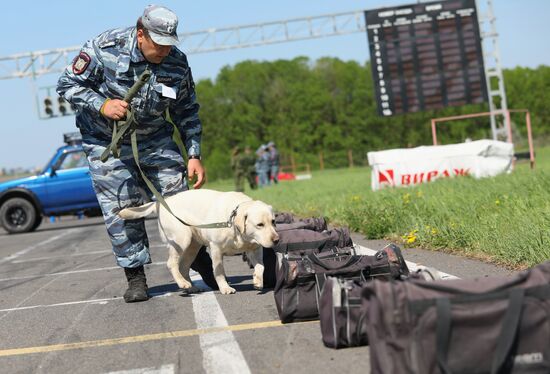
[58,151,88,170]
[41,151,59,174]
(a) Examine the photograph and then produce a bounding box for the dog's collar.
[229,202,247,235]
[228,204,240,226]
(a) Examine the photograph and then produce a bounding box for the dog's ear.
[234,209,248,234]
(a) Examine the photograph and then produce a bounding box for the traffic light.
[58,96,68,115]
[44,97,54,116]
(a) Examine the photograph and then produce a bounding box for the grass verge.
[208,148,550,269]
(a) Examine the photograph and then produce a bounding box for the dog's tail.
[118,202,158,220]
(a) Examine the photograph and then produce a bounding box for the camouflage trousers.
[82,135,187,268]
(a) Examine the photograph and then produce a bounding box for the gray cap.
[141,5,179,46]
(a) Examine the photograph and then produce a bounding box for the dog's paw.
[253,274,264,290]
[180,286,204,295]
[219,286,236,295]
[177,280,193,289]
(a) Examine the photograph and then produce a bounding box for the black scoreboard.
[365,0,488,116]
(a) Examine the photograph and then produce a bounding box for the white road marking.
[10,250,112,263]
[9,244,165,264]
[0,262,166,282]
[190,273,251,374]
[0,229,76,265]
[0,269,205,313]
[104,364,175,374]
[0,291,176,313]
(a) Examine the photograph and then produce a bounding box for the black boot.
[123,266,149,303]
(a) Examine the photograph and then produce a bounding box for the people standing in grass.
[256,144,271,187]
[243,146,258,190]
[267,141,280,184]
[231,146,246,192]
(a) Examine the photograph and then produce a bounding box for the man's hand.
[188,159,206,189]
[101,99,128,121]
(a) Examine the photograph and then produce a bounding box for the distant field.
[0,174,32,183]
[209,146,550,269]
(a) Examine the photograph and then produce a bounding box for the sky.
[0,0,548,170]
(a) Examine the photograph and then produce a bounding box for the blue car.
[0,133,100,234]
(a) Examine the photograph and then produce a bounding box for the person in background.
[256,144,270,187]
[267,141,280,184]
[243,146,258,190]
[231,146,245,192]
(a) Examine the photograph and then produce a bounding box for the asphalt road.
[0,217,515,374]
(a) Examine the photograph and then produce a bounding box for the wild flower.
[403,229,418,244]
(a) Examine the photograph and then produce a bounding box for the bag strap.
[284,239,334,252]
[436,298,452,374]
[491,288,525,374]
[129,130,232,229]
[435,288,526,374]
[306,253,360,270]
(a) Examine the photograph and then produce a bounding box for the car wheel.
[31,214,43,231]
[0,197,38,234]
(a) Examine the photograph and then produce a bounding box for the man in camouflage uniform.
[230,146,246,192]
[267,141,280,184]
[57,5,207,302]
[243,146,258,190]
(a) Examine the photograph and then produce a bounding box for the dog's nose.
[272,237,280,245]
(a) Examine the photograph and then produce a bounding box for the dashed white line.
[0,262,166,282]
[0,229,77,265]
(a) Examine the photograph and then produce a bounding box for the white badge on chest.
[161,84,177,99]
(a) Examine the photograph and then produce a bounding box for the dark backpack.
[363,261,550,374]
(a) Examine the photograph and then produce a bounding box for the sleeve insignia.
[72,52,91,75]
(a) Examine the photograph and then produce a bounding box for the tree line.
[194,57,549,180]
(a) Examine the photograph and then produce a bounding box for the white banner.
[368,140,514,190]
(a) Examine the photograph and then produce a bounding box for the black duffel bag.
[363,260,550,374]
[274,244,409,323]
[244,226,352,289]
[273,210,328,231]
[272,227,352,254]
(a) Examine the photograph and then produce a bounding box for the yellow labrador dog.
[118,189,279,294]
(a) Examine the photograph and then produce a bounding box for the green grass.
[207,147,550,269]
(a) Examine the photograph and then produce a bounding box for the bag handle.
[306,253,360,270]
[435,288,525,374]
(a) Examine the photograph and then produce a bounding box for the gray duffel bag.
[363,261,550,374]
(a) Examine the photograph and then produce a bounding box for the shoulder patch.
[72,52,91,75]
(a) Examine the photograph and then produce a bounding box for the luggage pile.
[246,212,410,323]
[258,212,550,373]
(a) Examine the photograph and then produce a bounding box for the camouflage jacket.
[57,27,201,156]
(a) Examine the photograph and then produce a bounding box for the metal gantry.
[476,0,509,141]
[0,11,366,81]
[0,1,509,129]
